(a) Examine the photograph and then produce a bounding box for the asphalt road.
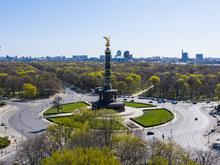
[130,98,217,151]
[0,88,97,164]
[0,90,218,164]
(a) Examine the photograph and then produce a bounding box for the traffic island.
[131,108,174,128]
[123,101,155,108]
[43,102,89,116]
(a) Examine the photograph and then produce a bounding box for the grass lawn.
[124,101,155,108]
[43,102,89,115]
[90,119,125,130]
[47,116,125,130]
[0,137,10,149]
[132,108,174,127]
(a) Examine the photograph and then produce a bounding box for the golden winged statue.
[103,36,110,47]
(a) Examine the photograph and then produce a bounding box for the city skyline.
[1,0,220,57]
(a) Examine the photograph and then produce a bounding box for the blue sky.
[0,0,220,58]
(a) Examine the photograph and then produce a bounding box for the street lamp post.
[162,133,165,143]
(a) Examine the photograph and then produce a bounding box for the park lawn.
[47,116,70,124]
[132,108,174,127]
[47,117,125,130]
[90,119,125,130]
[124,101,155,108]
[0,137,10,149]
[43,102,88,115]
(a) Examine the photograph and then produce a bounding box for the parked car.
[147,131,154,135]
[211,129,215,133]
[123,98,127,101]
[195,117,198,121]
[0,123,5,126]
[192,101,197,104]
[149,101,153,103]
[212,142,220,149]
[172,100,178,104]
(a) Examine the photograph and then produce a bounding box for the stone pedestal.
[92,42,125,112]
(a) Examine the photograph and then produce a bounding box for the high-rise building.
[100,55,105,61]
[124,50,133,60]
[181,50,189,62]
[116,50,121,57]
[196,54,203,62]
[124,50,130,59]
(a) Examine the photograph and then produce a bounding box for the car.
[211,129,215,133]
[157,99,163,103]
[213,115,217,118]
[0,123,5,126]
[130,100,134,102]
[172,100,178,104]
[212,142,220,149]
[147,131,154,135]
[206,101,211,104]
[131,96,134,99]
[195,117,198,121]
[149,101,153,103]
[123,98,127,101]
[192,101,197,104]
[217,121,220,126]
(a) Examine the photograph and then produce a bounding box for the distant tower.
[181,50,189,62]
[196,54,203,62]
[116,50,122,57]
[124,50,130,59]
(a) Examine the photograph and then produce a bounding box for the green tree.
[149,75,160,96]
[125,76,135,93]
[51,96,63,114]
[22,83,37,99]
[187,75,203,100]
[0,88,5,96]
[113,133,147,165]
[42,147,121,165]
[149,75,160,86]
[116,81,127,95]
